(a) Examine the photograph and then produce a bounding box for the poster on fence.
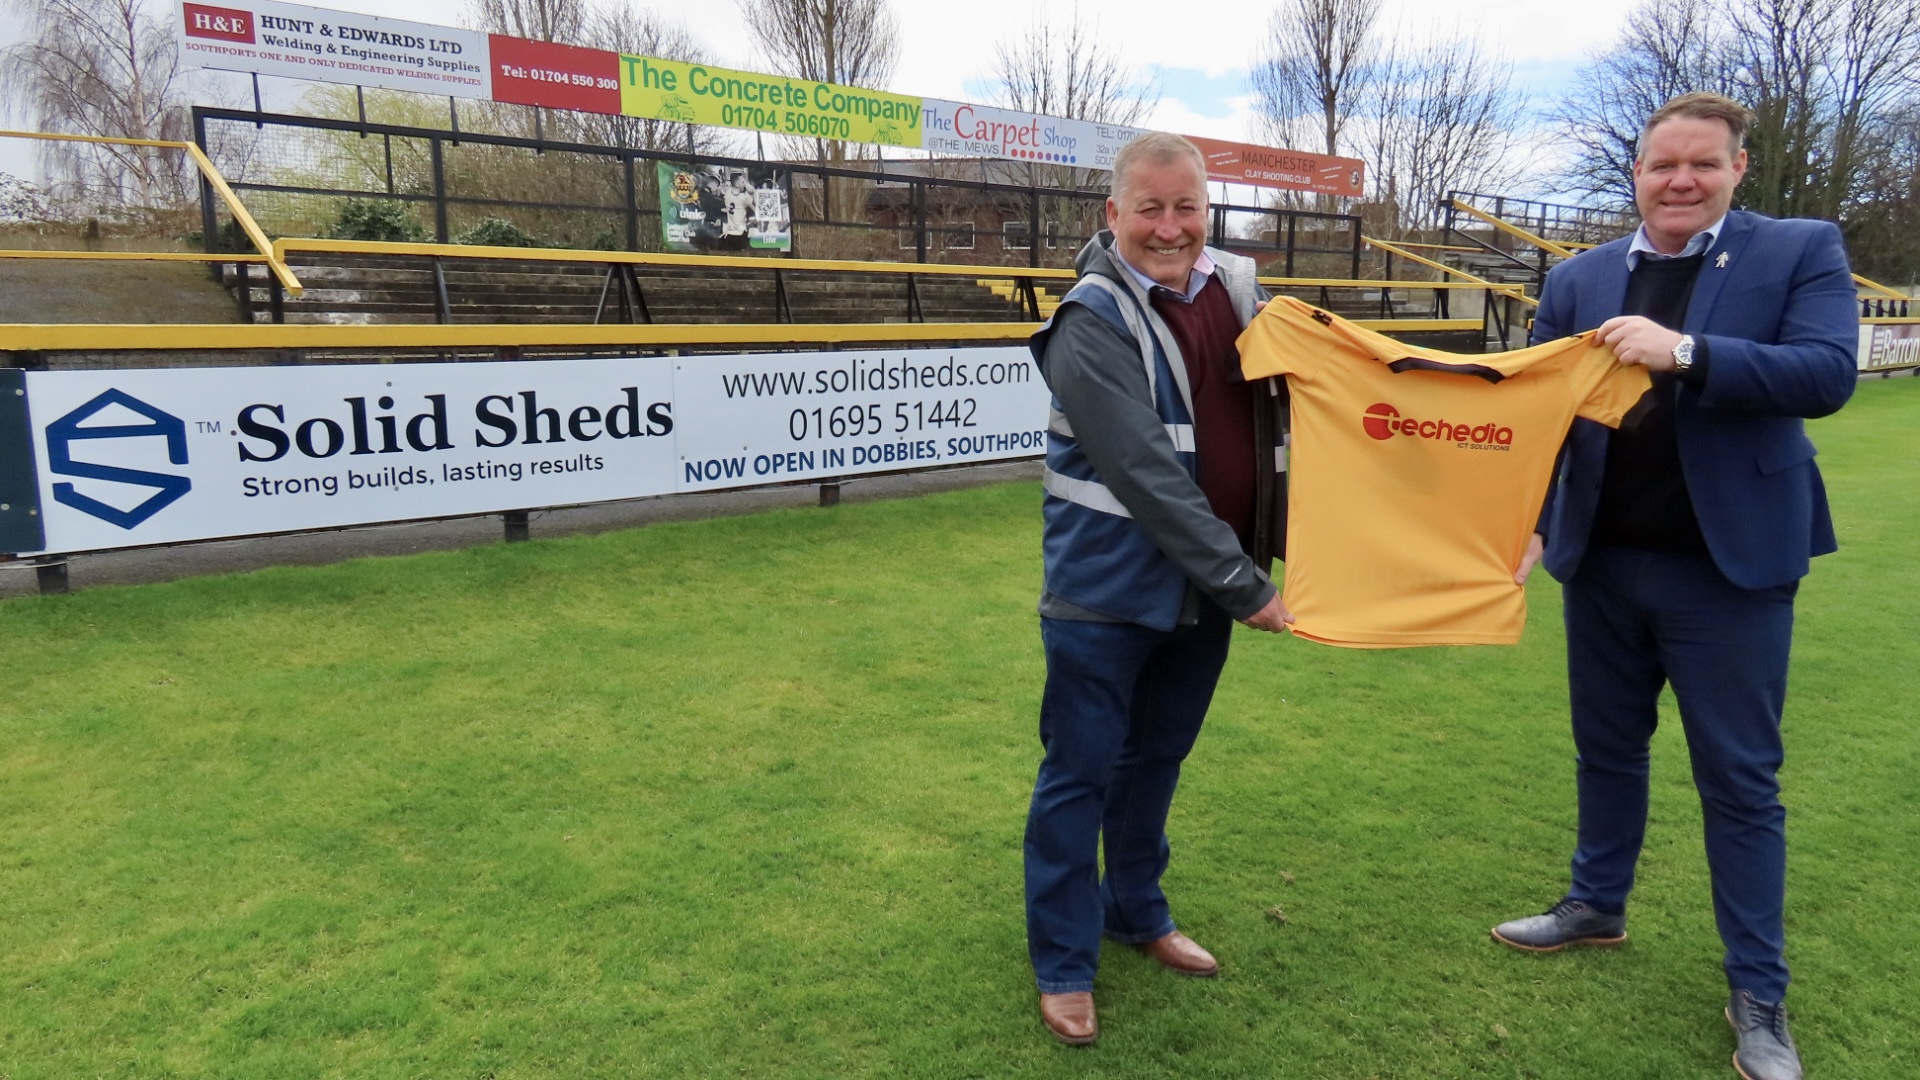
[5,346,1050,555]
[656,162,791,254]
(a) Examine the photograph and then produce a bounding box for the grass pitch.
[2,378,1915,1079]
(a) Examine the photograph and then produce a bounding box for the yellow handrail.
[275,237,1514,299]
[0,314,1492,353]
[0,321,1035,352]
[1449,199,1577,260]
[1363,235,1501,287]
[0,250,269,262]
[1361,235,1537,309]
[0,128,302,295]
[275,236,1085,282]
[1852,272,1907,301]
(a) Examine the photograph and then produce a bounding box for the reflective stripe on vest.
[1048,408,1191,454]
[1042,467,1132,519]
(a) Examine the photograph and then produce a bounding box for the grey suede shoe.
[1728,990,1802,1080]
[1490,897,1628,952]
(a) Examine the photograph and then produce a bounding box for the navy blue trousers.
[1024,607,1232,993]
[1563,546,1798,1001]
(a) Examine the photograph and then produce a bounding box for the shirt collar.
[1112,247,1216,301]
[1626,216,1726,269]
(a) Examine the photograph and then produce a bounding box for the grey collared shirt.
[1625,217,1727,270]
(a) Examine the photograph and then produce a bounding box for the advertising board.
[9,347,1049,555]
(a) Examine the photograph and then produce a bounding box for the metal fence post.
[193,109,218,262]
[914,182,928,265]
[624,153,639,251]
[431,137,449,243]
[34,557,69,595]
[1029,187,1040,270]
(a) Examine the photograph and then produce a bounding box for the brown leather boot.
[1038,991,1097,1045]
[1138,931,1219,977]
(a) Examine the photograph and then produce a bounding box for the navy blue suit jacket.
[1531,210,1859,590]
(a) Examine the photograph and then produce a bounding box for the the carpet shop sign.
[3,348,1048,556]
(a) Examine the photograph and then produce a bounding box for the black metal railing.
[194,106,1363,278]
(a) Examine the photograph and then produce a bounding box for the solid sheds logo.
[1362,403,1513,451]
[44,389,193,529]
[183,3,255,43]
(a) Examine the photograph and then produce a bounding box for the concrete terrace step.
[230,254,1077,327]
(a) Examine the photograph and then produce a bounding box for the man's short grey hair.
[1641,92,1755,159]
[1110,132,1207,201]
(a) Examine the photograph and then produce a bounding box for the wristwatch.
[1671,334,1696,374]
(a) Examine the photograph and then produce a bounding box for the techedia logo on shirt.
[1362,402,1513,451]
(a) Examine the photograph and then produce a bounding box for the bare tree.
[986,6,1156,127]
[581,5,716,155]
[465,0,588,45]
[1722,0,1920,219]
[1248,0,1383,158]
[984,5,1158,192]
[1551,0,1920,227]
[1356,30,1528,237]
[1821,0,1920,220]
[1548,0,1724,209]
[738,0,898,168]
[1721,0,1840,218]
[739,0,899,91]
[0,0,193,209]
[1844,104,1920,280]
[737,0,900,228]
[464,0,594,148]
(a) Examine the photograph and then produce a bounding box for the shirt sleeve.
[1234,300,1307,381]
[1567,333,1653,429]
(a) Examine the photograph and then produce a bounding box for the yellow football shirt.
[1238,297,1651,647]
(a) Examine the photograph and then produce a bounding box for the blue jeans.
[1563,546,1797,1001]
[1024,607,1233,993]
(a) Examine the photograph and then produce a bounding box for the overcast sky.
[0,0,1640,187]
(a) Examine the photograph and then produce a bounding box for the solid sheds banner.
[673,347,1046,493]
[15,348,1049,555]
[178,1,490,98]
[23,358,680,555]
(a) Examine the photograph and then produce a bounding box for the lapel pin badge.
[1715,252,1730,268]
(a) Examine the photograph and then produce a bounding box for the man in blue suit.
[1495,93,1858,1080]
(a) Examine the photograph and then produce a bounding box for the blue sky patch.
[1149,67,1247,120]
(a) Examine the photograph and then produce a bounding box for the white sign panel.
[18,348,1050,555]
[1858,322,1920,370]
[920,99,1145,172]
[177,0,491,99]
[673,347,1047,492]
[26,357,680,554]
